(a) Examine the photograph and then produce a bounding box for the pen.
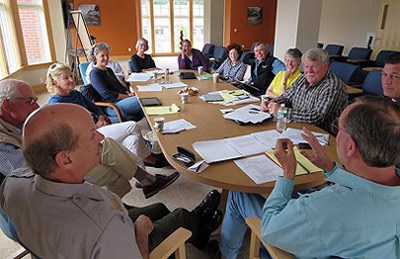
[297,161,310,173]
[195,163,202,172]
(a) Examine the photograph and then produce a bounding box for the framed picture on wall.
[78,4,101,26]
[247,7,263,25]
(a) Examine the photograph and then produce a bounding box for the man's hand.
[260,100,269,111]
[95,115,109,128]
[300,127,335,172]
[274,138,296,180]
[268,102,280,116]
[134,215,153,259]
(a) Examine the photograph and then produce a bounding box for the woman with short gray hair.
[130,38,157,73]
[89,43,144,122]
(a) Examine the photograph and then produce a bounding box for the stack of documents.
[223,104,272,124]
[144,103,181,115]
[234,155,283,184]
[137,83,163,92]
[199,90,260,106]
[127,73,152,82]
[197,73,213,80]
[161,82,188,89]
[265,147,322,175]
[162,119,196,134]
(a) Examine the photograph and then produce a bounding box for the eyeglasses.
[330,117,349,136]
[303,64,321,70]
[13,97,38,105]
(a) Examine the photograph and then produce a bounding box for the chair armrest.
[246,216,293,259]
[95,102,123,123]
[149,227,192,259]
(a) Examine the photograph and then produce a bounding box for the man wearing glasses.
[261,48,348,133]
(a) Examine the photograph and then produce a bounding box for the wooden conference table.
[131,72,339,196]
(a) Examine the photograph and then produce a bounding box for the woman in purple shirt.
[178,39,209,72]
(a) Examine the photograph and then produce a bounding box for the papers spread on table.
[199,90,260,106]
[136,83,163,92]
[192,128,330,163]
[265,147,322,175]
[144,103,181,115]
[223,104,273,124]
[197,73,213,80]
[234,155,283,184]
[160,81,188,89]
[126,73,152,82]
[281,128,329,146]
[162,119,196,134]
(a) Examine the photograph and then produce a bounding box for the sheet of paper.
[251,130,281,150]
[234,155,283,184]
[162,119,196,134]
[281,128,329,146]
[136,83,163,92]
[223,104,272,124]
[193,139,243,163]
[225,135,268,156]
[161,82,188,89]
[126,73,152,82]
[144,103,181,115]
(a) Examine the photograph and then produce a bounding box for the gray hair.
[344,96,400,167]
[23,123,78,175]
[0,79,25,111]
[135,38,149,51]
[285,48,302,65]
[253,41,268,52]
[302,48,330,64]
[89,43,111,63]
[46,63,71,94]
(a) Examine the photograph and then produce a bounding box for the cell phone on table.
[298,142,312,150]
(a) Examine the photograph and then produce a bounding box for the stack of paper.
[223,104,272,124]
[197,73,213,80]
[281,128,329,146]
[162,119,196,134]
[127,73,152,82]
[161,82,188,89]
[144,103,181,115]
[265,147,322,175]
[234,155,283,184]
[136,83,163,92]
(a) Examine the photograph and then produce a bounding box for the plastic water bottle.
[276,104,287,133]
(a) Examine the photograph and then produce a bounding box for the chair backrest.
[79,84,102,102]
[325,44,344,56]
[213,46,227,60]
[362,70,383,96]
[374,50,400,67]
[329,61,362,85]
[202,43,215,59]
[128,60,133,71]
[241,51,255,65]
[317,42,324,48]
[79,62,90,85]
[347,47,372,60]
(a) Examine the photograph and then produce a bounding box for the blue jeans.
[106,96,144,122]
[220,191,269,259]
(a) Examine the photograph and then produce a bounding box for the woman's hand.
[95,115,109,128]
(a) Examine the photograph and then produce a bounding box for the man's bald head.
[23,104,102,177]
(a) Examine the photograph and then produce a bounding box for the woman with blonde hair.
[46,62,179,198]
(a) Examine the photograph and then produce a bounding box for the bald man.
[0,104,222,258]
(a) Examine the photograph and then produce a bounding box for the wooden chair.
[149,227,192,259]
[245,216,293,259]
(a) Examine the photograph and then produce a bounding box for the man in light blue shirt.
[262,96,400,258]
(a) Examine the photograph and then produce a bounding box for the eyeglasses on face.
[303,64,321,70]
[13,97,38,105]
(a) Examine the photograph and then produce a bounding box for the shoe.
[192,190,221,216]
[207,239,221,259]
[193,210,223,250]
[123,203,135,210]
[134,182,142,189]
[144,155,169,168]
[142,172,180,199]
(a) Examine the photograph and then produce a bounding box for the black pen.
[195,163,202,172]
[297,161,310,173]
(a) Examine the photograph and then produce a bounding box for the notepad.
[265,147,321,175]
[144,103,181,115]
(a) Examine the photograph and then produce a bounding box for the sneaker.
[207,239,222,259]
[142,172,180,199]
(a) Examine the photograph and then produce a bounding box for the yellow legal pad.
[144,103,181,115]
[265,147,322,175]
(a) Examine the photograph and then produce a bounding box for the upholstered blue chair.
[363,50,400,71]
[78,61,90,85]
[202,43,215,59]
[361,70,383,96]
[329,61,364,86]
[210,46,227,69]
[325,44,344,57]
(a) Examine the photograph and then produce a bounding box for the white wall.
[318,0,379,55]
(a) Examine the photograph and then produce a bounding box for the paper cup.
[154,117,165,132]
[198,66,203,75]
[213,73,219,83]
[181,93,189,104]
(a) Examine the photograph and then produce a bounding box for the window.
[140,0,204,55]
[17,0,51,64]
[0,0,52,78]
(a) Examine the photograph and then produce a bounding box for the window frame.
[0,0,55,79]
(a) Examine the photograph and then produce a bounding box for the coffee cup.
[154,117,165,132]
[153,72,158,80]
[213,73,219,83]
[198,66,203,75]
[181,93,189,104]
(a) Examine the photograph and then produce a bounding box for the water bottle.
[276,104,287,133]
